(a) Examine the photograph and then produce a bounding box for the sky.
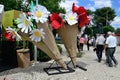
[59,0,120,29]
[78,0,120,29]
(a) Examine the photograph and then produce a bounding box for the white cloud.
[94,0,112,8]
[111,17,120,24]
[111,16,120,29]
[59,0,79,12]
[118,8,120,12]
[86,4,96,11]
[85,0,112,11]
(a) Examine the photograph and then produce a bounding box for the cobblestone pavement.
[0,45,120,80]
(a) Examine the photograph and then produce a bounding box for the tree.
[0,0,30,12]
[0,0,64,13]
[103,26,115,35]
[94,7,116,26]
[87,9,93,16]
[84,25,93,37]
[38,0,65,13]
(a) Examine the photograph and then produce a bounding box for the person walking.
[87,36,90,51]
[95,34,105,62]
[105,32,118,67]
[79,36,85,51]
[77,35,80,52]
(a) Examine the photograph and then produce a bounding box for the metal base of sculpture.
[43,60,75,75]
[66,60,87,71]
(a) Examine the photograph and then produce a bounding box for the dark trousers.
[77,44,80,52]
[80,43,84,51]
[96,45,104,61]
[87,43,90,51]
[106,47,117,66]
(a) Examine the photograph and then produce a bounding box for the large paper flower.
[65,11,78,25]
[49,13,64,29]
[5,27,22,41]
[17,13,33,33]
[72,3,90,28]
[31,5,50,23]
[29,29,45,42]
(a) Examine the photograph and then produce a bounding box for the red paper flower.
[49,13,64,29]
[72,3,78,13]
[72,3,90,28]
[2,31,15,41]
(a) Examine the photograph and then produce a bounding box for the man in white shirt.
[105,31,118,67]
[95,34,105,62]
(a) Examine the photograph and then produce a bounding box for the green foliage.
[84,25,93,36]
[16,41,29,49]
[38,0,65,13]
[94,7,116,26]
[103,26,115,35]
[92,27,99,36]
[87,9,93,15]
[0,0,64,13]
[37,49,51,62]
[37,44,63,62]
[0,0,29,12]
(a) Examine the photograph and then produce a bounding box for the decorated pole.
[2,3,67,69]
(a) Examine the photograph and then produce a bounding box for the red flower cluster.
[49,13,64,29]
[49,3,90,29]
[72,3,90,28]
[2,31,15,41]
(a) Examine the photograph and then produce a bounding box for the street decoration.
[2,1,90,69]
[49,3,90,67]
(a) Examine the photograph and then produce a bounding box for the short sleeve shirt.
[105,35,117,47]
[96,35,105,45]
[80,37,85,44]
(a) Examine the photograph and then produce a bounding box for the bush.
[37,44,63,62]
[37,49,51,62]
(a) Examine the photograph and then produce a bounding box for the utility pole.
[106,10,108,26]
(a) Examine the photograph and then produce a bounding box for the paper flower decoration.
[3,31,15,41]
[72,3,90,28]
[49,13,64,29]
[31,5,50,23]
[5,27,21,41]
[29,28,45,42]
[65,11,78,25]
[17,13,33,33]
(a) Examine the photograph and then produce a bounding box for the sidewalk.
[0,45,120,80]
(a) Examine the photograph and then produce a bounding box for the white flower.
[65,11,78,25]
[31,5,50,23]
[17,13,33,33]
[29,29,45,42]
[6,27,22,41]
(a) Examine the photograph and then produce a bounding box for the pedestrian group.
[77,31,118,67]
